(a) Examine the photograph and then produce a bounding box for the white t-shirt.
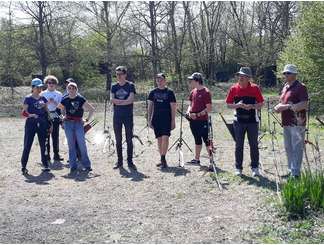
[41,90,63,112]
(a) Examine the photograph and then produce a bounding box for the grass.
[281,170,324,218]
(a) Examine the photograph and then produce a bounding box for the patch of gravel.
[0,106,319,243]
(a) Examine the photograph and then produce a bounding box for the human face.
[237,74,250,87]
[283,72,297,84]
[32,86,43,95]
[116,71,126,82]
[67,85,77,97]
[156,76,166,88]
[47,80,57,91]
[188,79,198,90]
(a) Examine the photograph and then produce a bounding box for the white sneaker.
[252,168,260,177]
[235,169,242,176]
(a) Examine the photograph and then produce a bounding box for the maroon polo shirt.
[280,80,308,126]
[189,87,212,121]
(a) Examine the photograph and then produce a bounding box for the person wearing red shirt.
[186,72,212,170]
[274,64,308,178]
[225,67,264,177]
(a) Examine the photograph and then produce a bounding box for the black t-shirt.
[111,81,136,117]
[148,87,176,120]
[61,94,86,118]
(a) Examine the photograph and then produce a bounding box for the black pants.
[46,117,61,157]
[113,116,133,164]
[233,121,259,170]
[189,120,209,146]
[21,118,49,168]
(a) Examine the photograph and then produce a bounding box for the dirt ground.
[0,103,322,243]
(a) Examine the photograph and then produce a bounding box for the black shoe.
[113,162,123,169]
[69,167,77,175]
[54,154,64,161]
[128,163,137,171]
[208,165,214,172]
[188,159,200,165]
[84,167,92,172]
[21,168,29,175]
[156,162,162,167]
[42,167,51,172]
[161,162,168,169]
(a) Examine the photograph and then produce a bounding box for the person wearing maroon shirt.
[274,64,308,178]
[225,67,264,177]
[186,72,212,170]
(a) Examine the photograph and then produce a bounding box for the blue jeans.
[283,126,305,176]
[21,117,49,168]
[64,120,91,169]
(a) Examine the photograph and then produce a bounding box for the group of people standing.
[20,64,308,179]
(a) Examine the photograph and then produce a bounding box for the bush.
[282,170,324,217]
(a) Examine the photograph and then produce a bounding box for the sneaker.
[54,154,64,161]
[42,167,51,172]
[84,167,92,172]
[113,162,123,169]
[21,168,29,175]
[235,168,242,176]
[208,165,214,172]
[128,163,137,171]
[188,159,200,165]
[252,168,260,177]
[69,167,77,175]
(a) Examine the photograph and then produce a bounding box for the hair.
[156,73,166,79]
[67,82,78,91]
[44,75,58,85]
[115,66,127,74]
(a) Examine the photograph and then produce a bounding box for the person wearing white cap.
[274,64,309,178]
[58,82,95,174]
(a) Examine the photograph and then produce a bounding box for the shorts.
[189,120,209,145]
[152,115,171,138]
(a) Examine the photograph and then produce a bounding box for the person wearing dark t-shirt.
[274,64,308,178]
[111,66,137,170]
[21,78,53,175]
[148,73,177,169]
[225,67,264,177]
[186,72,212,169]
[59,82,95,174]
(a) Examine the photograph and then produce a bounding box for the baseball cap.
[31,78,44,87]
[282,64,298,74]
[65,78,75,84]
[236,67,252,77]
[156,73,166,79]
[187,72,203,82]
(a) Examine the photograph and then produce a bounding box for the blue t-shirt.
[61,94,86,118]
[111,81,136,117]
[23,95,48,118]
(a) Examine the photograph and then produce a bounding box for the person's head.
[236,67,252,85]
[115,66,127,82]
[31,78,44,94]
[67,82,78,97]
[155,73,166,88]
[187,72,203,89]
[64,78,75,89]
[44,75,58,91]
[282,64,298,83]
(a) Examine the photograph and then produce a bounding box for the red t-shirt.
[189,87,212,121]
[225,82,264,123]
[280,80,308,126]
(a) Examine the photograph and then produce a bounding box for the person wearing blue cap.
[20,78,53,175]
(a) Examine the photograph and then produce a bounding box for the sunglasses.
[68,86,77,90]
[116,72,125,76]
[48,81,56,85]
[283,72,292,75]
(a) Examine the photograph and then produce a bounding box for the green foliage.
[281,169,324,217]
[278,2,324,113]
